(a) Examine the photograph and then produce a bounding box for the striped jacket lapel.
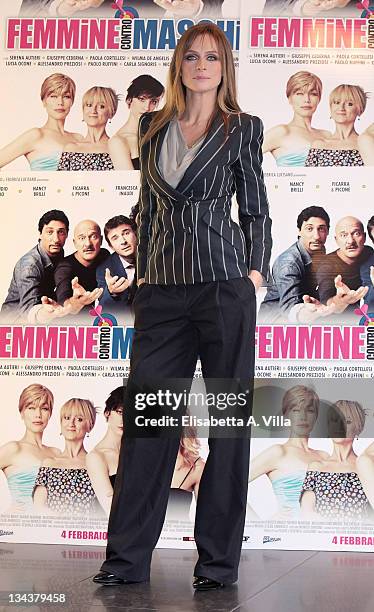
[176,114,228,194]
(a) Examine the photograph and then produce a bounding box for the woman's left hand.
[248,270,263,293]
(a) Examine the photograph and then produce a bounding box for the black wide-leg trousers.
[101,278,256,584]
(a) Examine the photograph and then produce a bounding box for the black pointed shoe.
[92,571,135,586]
[193,576,225,591]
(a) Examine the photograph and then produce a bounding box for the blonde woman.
[300,401,369,520]
[305,84,368,166]
[0,384,57,512]
[263,71,331,167]
[247,386,328,519]
[0,73,81,170]
[0,73,82,171]
[57,86,119,171]
[33,398,98,516]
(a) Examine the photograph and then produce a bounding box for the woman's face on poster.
[61,410,90,441]
[83,97,111,127]
[106,406,124,436]
[288,86,320,117]
[330,95,360,125]
[21,402,51,433]
[127,94,162,119]
[43,90,73,120]
[287,399,317,436]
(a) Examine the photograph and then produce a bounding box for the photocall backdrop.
[0,0,373,552]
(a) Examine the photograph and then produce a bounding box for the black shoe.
[92,571,135,586]
[193,576,225,591]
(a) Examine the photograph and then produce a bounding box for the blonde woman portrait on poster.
[108,75,165,171]
[305,84,368,167]
[33,398,99,516]
[247,386,328,519]
[0,384,58,513]
[57,86,119,171]
[86,387,124,517]
[262,71,331,167]
[0,73,82,171]
[300,401,370,520]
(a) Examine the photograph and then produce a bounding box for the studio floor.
[0,544,373,612]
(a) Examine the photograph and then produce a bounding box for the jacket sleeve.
[232,115,272,280]
[97,258,129,308]
[14,260,44,316]
[136,113,157,280]
[273,257,305,314]
[54,259,73,304]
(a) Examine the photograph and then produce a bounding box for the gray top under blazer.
[136,111,272,285]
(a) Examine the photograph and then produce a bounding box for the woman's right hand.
[137,278,146,287]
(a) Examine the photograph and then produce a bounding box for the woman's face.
[330,95,361,124]
[61,410,90,441]
[287,399,317,437]
[43,90,73,120]
[106,406,124,437]
[328,409,358,440]
[181,34,222,96]
[21,402,51,433]
[83,97,111,127]
[288,85,320,117]
[128,94,161,120]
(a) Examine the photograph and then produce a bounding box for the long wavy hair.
[179,424,201,470]
[142,23,241,145]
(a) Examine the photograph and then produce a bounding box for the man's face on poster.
[298,216,328,254]
[39,220,68,258]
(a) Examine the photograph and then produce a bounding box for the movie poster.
[245,378,374,552]
[0,4,241,547]
[239,0,374,551]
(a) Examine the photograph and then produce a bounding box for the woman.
[33,398,98,516]
[86,387,124,517]
[305,84,368,167]
[0,73,81,171]
[247,386,328,519]
[57,86,119,171]
[300,400,369,520]
[0,384,57,512]
[358,123,374,166]
[168,428,205,522]
[263,71,331,167]
[108,75,164,170]
[87,386,204,519]
[94,22,271,591]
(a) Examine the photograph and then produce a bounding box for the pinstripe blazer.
[136,111,272,285]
